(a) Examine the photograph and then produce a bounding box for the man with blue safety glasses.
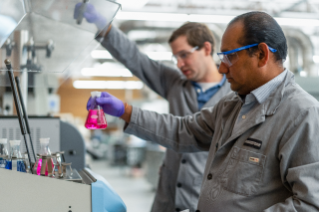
[88,11,319,212]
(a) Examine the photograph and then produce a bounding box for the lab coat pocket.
[220,146,266,196]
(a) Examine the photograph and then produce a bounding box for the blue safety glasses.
[217,43,277,67]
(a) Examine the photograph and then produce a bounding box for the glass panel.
[0,0,121,73]
[0,0,26,47]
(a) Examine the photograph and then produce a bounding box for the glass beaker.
[10,140,26,172]
[85,91,107,129]
[52,152,63,178]
[62,162,73,179]
[0,139,9,168]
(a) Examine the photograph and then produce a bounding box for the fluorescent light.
[188,14,234,24]
[116,11,319,27]
[300,71,308,77]
[91,50,172,61]
[313,55,319,63]
[147,52,172,60]
[81,68,133,77]
[73,80,144,89]
[116,12,189,22]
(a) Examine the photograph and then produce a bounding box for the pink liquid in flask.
[36,158,55,176]
[85,109,107,129]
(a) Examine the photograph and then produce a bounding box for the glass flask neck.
[11,145,22,158]
[90,97,101,110]
[40,143,51,156]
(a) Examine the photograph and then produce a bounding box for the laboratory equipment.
[0,138,9,168]
[0,167,127,212]
[0,117,86,170]
[33,137,54,176]
[85,91,107,129]
[10,140,26,172]
[52,152,63,178]
[62,162,73,179]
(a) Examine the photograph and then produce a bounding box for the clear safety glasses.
[217,43,277,67]
[172,46,199,64]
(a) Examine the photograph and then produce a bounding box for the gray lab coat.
[124,70,319,212]
[99,27,231,211]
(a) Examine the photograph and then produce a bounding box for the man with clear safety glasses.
[91,11,319,211]
[74,4,231,211]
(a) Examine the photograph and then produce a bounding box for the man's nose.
[218,62,229,74]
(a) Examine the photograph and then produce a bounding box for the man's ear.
[257,43,269,67]
[203,41,212,56]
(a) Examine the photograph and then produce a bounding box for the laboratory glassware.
[10,140,26,172]
[62,162,73,179]
[33,138,54,176]
[85,91,107,129]
[52,152,63,178]
[0,138,9,168]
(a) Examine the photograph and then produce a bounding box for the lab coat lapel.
[187,81,199,113]
[221,105,266,148]
[219,95,242,145]
[219,70,293,149]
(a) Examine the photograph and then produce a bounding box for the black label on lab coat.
[244,138,262,149]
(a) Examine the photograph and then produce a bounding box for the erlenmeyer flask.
[85,91,107,129]
[10,140,26,172]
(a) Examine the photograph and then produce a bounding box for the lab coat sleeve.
[98,27,183,99]
[264,107,319,212]
[124,105,217,152]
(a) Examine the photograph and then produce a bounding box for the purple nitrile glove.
[87,92,125,117]
[74,3,108,31]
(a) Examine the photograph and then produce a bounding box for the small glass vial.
[85,91,107,129]
[10,140,26,172]
[0,138,9,169]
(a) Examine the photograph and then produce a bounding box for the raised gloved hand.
[74,3,108,31]
[87,92,125,117]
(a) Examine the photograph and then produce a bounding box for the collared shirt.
[191,75,227,109]
[232,69,288,135]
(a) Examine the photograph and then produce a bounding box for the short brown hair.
[169,22,215,55]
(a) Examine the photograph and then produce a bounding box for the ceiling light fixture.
[116,12,319,26]
[91,50,172,60]
[81,68,133,77]
[73,80,144,89]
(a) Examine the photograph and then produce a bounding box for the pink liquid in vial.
[85,109,107,129]
[36,158,54,176]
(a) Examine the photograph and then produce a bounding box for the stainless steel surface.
[0,168,91,211]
